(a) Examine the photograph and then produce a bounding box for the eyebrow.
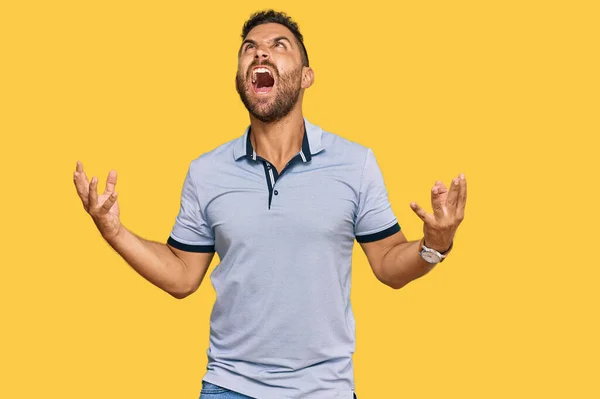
[240,38,257,51]
[272,36,294,48]
[239,36,295,53]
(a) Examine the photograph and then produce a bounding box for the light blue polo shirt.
[168,118,400,399]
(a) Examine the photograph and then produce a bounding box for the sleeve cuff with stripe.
[355,222,401,243]
[167,236,215,253]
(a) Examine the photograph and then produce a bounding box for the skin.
[73,163,214,299]
[235,33,304,125]
[235,23,314,172]
[361,176,467,289]
[73,22,467,298]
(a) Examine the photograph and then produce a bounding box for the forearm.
[379,240,437,289]
[105,225,190,298]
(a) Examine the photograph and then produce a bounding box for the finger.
[99,191,118,214]
[74,161,90,185]
[457,173,467,219]
[73,171,90,208]
[430,183,446,218]
[88,177,99,209]
[410,202,431,222]
[104,170,118,194]
[446,176,461,213]
[434,180,447,191]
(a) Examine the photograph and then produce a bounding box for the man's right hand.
[73,161,122,241]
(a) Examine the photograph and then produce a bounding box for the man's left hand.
[409,173,467,253]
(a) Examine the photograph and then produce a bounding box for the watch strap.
[419,238,453,262]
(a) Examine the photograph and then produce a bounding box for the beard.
[236,61,303,123]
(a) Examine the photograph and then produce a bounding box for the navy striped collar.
[234,118,325,161]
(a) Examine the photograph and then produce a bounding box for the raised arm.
[361,174,467,289]
[73,161,213,299]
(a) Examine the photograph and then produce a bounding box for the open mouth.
[251,67,275,94]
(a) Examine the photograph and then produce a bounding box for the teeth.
[255,67,271,75]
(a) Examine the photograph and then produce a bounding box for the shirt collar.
[233,118,325,161]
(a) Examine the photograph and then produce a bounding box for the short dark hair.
[241,10,310,67]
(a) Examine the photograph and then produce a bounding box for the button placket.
[259,154,301,209]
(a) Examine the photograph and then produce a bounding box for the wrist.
[422,239,453,255]
[103,223,124,245]
[419,238,453,264]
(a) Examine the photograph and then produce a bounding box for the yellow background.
[1,0,598,398]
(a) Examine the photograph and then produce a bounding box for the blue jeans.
[200,381,254,398]
[199,381,358,398]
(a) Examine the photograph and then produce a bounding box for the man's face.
[236,23,310,123]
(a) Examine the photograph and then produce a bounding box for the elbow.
[376,269,410,290]
[168,268,201,299]
[380,269,422,290]
[377,274,409,290]
[388,280,409,290]
[388,270,430,290]
[169,291,189,299]
[168,283,194,300]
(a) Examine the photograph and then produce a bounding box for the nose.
[255,45,270,61]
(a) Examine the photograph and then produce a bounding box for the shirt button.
[274,190,279,196]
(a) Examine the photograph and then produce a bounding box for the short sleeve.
[167,164,215,252]
[354,148,400,243]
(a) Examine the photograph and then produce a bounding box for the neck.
[249,104,305,168]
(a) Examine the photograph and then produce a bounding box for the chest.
[203,162,360,250]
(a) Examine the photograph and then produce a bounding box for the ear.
[301,67,314,89]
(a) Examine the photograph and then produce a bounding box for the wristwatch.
[418,238,453,264]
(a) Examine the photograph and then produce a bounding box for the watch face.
[421,250,441,264]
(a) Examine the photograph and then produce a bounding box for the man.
[73,10,466,399]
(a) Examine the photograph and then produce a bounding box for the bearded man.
[73,9,467,399]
